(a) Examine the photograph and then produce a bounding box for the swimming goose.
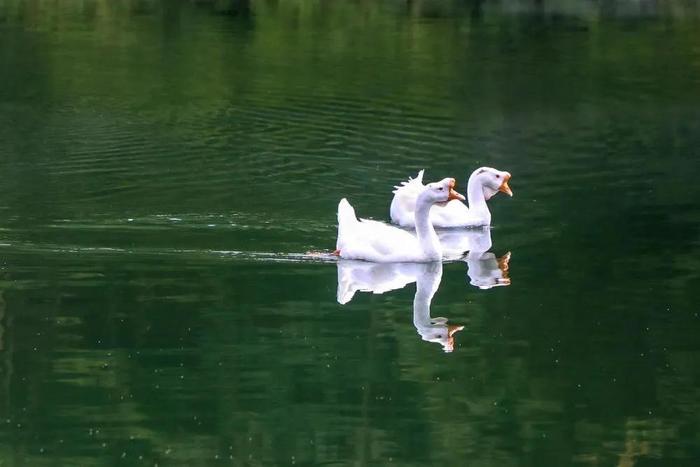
[390,167,513,228]
[335,178,464,262]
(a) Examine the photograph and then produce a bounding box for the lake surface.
[1,0,700,465]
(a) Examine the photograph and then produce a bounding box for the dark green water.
[1,0,700,465]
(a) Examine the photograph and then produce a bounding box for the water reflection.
[337,260,462,352]
[411,262,463,352]
[438,227,511,289]
[437,226,496,260]
[337,228,511,351]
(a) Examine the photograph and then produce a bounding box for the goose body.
[436,226,494,261]
[390,167,513,228]
[336,178,464,262]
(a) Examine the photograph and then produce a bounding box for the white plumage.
[335,178,464,262]
[390,167,513,228]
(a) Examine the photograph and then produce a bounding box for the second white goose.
[390,167,513,228]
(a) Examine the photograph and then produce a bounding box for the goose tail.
[336,198,358,252]
[337,198,358,227]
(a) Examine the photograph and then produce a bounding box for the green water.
[1,0,700,465]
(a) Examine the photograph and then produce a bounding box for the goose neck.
[467,175,491,221]
[414,196,442,261]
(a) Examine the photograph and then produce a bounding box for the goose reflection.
[336,227,511,352]
[438,227,511,289]
[411,262,464,352]
[337,261,463,352]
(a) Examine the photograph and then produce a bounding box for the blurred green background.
[0,0,699,465]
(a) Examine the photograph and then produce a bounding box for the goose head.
[418,178,466,207]
[419,323,465,353]
[468,167,513,201]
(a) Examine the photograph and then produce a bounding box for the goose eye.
[438,187,444,191]
[496,174,500,178]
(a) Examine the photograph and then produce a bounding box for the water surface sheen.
[1,1,699,465]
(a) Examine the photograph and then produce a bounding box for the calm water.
[1,0,700,465]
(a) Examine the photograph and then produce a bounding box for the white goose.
[390,167,513,228]
[335,178,464,262]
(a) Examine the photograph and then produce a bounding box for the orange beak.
[499,173,513,197]
[448,324,465,338]
[445,325,465,352]
[497,252,511,274]
[447,178,465,201]
[497,252,511,286]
